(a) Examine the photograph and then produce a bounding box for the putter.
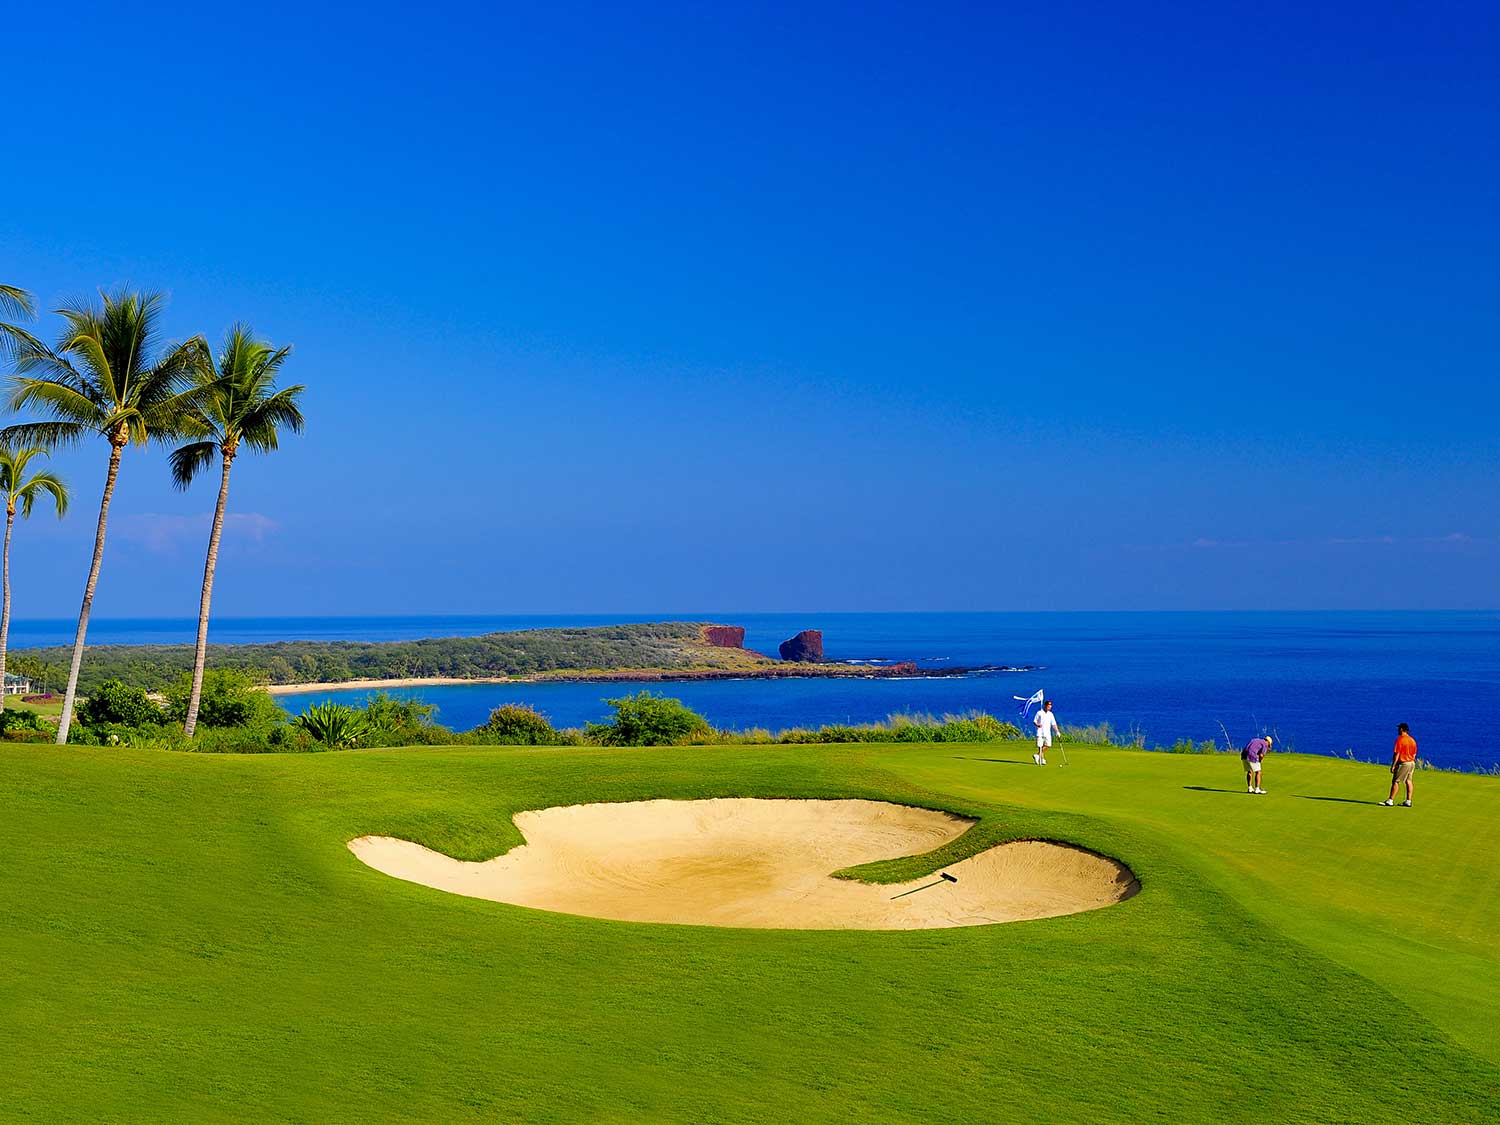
[890,872,958,900]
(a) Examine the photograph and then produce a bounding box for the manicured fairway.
[2,743,1495,1122]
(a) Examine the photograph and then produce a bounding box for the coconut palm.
[0,285,35,321]
[1,288,208,743]
[0,284,38,364]
[0,446,68,711]
[171,325,303,736]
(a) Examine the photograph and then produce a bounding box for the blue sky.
[2,1,1496,615]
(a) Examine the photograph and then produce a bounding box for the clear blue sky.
[2,1,1496,616]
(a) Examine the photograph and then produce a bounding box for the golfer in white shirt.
[1033,701,1060,765]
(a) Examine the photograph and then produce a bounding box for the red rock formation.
[702,625,746,648]
[778,629,824,662]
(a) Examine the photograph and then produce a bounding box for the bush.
[1166,737,1222,754]
[77,679,165,729]
[164,670,286,730]
[358,693,449,746]
[0,709,46,736]
[892,721,937,742]
[476,703,558,745]
[1064,722,1115,745]
[585,691,711,746]
[185,724,314,754]
[293,702,370,749]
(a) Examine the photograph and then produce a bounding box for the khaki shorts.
[1393,760,1415,783]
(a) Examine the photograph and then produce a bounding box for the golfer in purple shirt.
[1242,736,1272,794]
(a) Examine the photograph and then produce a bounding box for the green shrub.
[1065,722,1115,745]
[475,703,558,745]
[1166,737,1222,754]
[0,709,46,736]
[358,693,449,746]
[585,691,711,747]
[3,728,52,743]
[164,670,286,730]
[293,702,370,749]
[77,680,165,729]
[769,712,1018,745]
[892,722,937,742]
[814,724,866,743]
[776,727,822,744]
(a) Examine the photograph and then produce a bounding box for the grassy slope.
[2,695,64,718]
[1,743,1494,1123]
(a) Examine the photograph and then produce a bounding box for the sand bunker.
[349,798,1138,930]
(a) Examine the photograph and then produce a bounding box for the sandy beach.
[264,676,523,695]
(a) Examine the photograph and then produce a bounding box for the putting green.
[1,742,1495,1122]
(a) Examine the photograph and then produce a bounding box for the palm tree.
[0,285,35,321]
[172,325,303,736]
[0,446,68,711]
[1,288,208,743]
[0,284,38,364]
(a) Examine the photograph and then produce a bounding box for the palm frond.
[8,378,107,427]
[143,382,217,445]
[2,327,79,382]
[16,470,68,519]
[168,441,219,491]
[0,285,35,320]
[0,422,90,450]
[238,385,307,452]
[0,445,46,490]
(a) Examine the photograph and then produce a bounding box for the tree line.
[10,622,726,695]
[0,284,305,741]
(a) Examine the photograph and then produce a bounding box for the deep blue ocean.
[15,612,1498,772]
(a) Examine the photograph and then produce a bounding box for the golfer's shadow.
[1182,785,1247,794]
[955,757,1033,766]
[1290,795,1379,805]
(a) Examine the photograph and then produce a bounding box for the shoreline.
[266,675,521,695]
[262,663,1019,696]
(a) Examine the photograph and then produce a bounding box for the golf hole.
[349,798,1139,930]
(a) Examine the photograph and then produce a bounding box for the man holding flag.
[1032,700,1061,765]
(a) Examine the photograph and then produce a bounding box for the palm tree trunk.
[183,451,232,737]
[0,509,12,715]
[55,440,125,745]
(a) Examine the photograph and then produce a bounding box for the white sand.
[348,798,1138,930]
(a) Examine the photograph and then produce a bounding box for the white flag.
[1013,689,1044,720]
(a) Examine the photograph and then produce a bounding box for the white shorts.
[1036,733,1052,748]
[1245,759,1261,773]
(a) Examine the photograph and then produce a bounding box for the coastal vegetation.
[9,621,803,693]
[0,284,306,743]
[170,326,304,736]
[34,677,1035,752]
[0,444,68,710]
[0,288,212,742]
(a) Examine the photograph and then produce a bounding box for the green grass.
[2,695,64,718]
[2,742,1495,1123]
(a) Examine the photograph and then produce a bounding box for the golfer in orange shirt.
[1380,723,1418,807]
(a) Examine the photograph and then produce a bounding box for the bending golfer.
[1033,701,1060,766]
[1381,723,1418,807]
[1241,735,1272,794]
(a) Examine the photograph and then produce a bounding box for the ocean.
[15,612,1498,772]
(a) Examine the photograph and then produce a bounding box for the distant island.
[11,622,1033,695]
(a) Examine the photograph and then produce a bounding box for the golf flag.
[1014,689,1044,722]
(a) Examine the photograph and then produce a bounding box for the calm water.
[25,611,1480,772]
